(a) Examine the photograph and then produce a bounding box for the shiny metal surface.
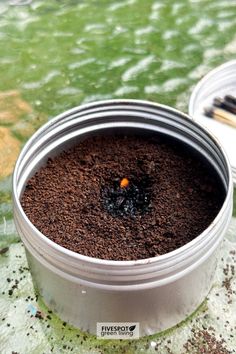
[13,100,233,336]
[189,60,236,185]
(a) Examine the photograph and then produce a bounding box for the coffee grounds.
[183,328,231,354]
[21,134,225,261]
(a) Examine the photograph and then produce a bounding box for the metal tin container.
[189,60,236,184]
[13,100,233,337]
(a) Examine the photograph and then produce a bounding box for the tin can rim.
[12,99,233,271]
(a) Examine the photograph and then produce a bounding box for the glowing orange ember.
[120,177,129,188]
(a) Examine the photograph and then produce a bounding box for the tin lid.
[189,60,236,184]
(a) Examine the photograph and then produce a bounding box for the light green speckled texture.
[0,0,236,353]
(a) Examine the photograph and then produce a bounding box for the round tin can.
[13,100,233,337]
[189,60,236,184]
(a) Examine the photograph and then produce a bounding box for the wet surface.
[0,0,236,352]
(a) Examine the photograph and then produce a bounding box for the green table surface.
[0,1,236,353]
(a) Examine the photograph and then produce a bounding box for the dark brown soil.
[21,133,225,260]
